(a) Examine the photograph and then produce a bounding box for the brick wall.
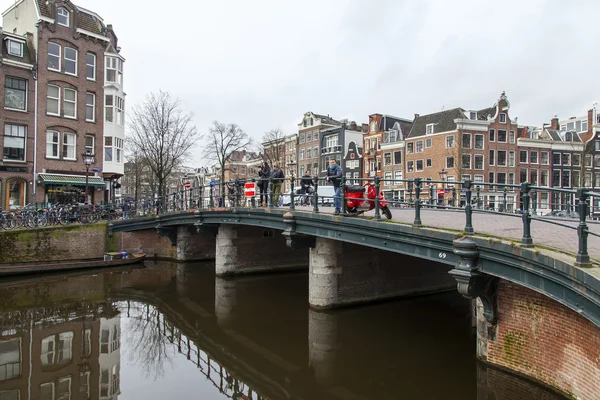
[0,223,109,263]
[484,280,600,400]
[117,229,177,260]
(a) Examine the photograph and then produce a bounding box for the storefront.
[38,173,106,205]
[2,178,27,210]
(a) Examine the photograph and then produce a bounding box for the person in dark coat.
[270,161,285,206]
[326,159,343,214]
[258,161,271,206]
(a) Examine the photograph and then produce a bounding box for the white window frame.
[425,138,432,148]
[474,154,484,170]
[57,7,70,27]
[7,40,23,57]
[86,93,95,122]
[64,47,77,76]
[106,57,117,83]
[462,154,472,169]
[86,53,96,80]
[497,150,507,167]
[474,134,484,150]
[446,156,454,169]
[47,85,60,116]
[426,123,435,135]
[3,124,27,162]
[48,42,61,72]
[63,88,77,119]
[105,95,113,122]
[519,150,528,164]
[462,133,472,149]
[416,140,424,153]
[530,151,538,164]
[117,59,123,86]
[509,130,515,144]
[508,151,515,167]
[62,132,76,160]
[416,159,424,172]
[4,76,27,111]
[541,151,549,165]
[116,96,125,126]
[499,113,506,123]
[445,135,454,148]
[489,149,495,166]
[46,131,60,159]
[84,135,94,155]
[384,152,392,166]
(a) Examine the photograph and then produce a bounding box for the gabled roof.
[1,31,34,64]
[313,113,341,126]
[407,108,464,138]
[476,106,496,121]
[38,0,105,34]
[378,115,412,131]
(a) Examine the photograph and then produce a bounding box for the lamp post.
[81,152,95,205]
[438,168,447,207]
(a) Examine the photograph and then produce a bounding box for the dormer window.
[7,40,23,57]
[499,113,507,123]
[426,123,435,135]
[469,111,477,120]
[57,8,70,27]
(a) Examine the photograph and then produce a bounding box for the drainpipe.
[32,24,40,200]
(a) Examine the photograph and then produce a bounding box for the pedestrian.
[300,169,314,206]
[326,159,343,215]
[122,201,130,220]
[270,161,284,206]
[258,161,271,206]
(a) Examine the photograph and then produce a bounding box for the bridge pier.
[215,225,308,277]
[308,237,455,309]
[308,310,340,387]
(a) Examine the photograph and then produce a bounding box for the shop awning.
[38,173,106,187]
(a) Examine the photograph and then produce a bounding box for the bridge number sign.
[244,182,256,197]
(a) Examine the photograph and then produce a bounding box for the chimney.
[550,116,559,130]
[361,123,368,133]
[588,109,594,132]
[414,114,420,120]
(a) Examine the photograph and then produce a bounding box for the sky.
[2,0,599,167]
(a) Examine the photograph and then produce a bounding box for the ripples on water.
[0,261,566,399]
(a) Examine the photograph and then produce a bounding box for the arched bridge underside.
[109,208,600,330]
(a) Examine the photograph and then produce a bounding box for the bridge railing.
[126,177,600,268]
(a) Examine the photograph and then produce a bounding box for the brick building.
[380,118,412,202]
[0,29,36,209]
[297,112,340,179]
[2,0,124,205]
[363,114,411,181]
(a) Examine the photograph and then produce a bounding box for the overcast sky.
[2,0,599,166]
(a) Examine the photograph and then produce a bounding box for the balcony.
[321,145,342,154]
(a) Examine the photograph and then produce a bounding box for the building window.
[520,169,527,184]
[394,170,403,183]
[416,140,423,153]
[553,153,561,165]
[48,42,61,71]
[393,151,402,165]
[105,95,114,122]
[519,150,528,163]
[46,131,60,158]
[426,158,432,168]
[541,151,549,165]
[530,169,538,185]
[117,59,123,85]
[3,124,26,161]
[508,151,515,167]
[47,85,60,115]
[489,129,495,142]
[462,154,471,169]
[499,113,506,123]
[497,150,507,166]
[407,160,414,172]
[64,47,77,75]
[313,132,318,141]
[446,156,454,169]
[561,153,571,166]
[306,148,312,159]
[562,170,571,187]
[425,138,432,148]
[313,145,318,157]
[106,57,117,82]
[462,133,471,149]
[115,138,123,163]
[86,93,95,122]
[489,150,495,166]
[497,172,506,184]
[326,135,338,148]
[444,136,453,148]
[509,130,515,144]
[497,130,507,142]
[530,151,538,164]
[540,170,549,186]
[572,154,581,167]
[63,88,76,118]
[116,96,125,125]
[416,160,424,171]
[474,134,484,150]
[7,40,23,57]
[300,149,304,160]
[105,137,113,161]
[86,53,96,80]
[426,124,435,135]
[62,133,76,160]
[384,152,392,166]
[85,135,94,155]
[57,7,70,26]
[406,142,414,154]
[384,171,392,185]
[474,155,484,170]
[4,77,27,111]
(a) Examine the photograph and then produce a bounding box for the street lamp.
[81,152,95,205]
[439,169,447,207]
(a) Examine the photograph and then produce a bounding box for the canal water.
[0,261,566,400]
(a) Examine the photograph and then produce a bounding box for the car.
[543,210,579,218]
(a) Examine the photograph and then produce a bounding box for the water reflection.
[0,262,567,400]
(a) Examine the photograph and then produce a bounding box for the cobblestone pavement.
[291,205,600,262]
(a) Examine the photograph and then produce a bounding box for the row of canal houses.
[286,92,600,214]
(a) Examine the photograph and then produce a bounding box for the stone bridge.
[109,207,600,399]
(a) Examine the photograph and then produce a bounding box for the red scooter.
[344,182,393,219]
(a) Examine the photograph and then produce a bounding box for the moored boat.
[0,252,146,277]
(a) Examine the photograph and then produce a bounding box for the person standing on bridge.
[258,161,271,207]
[326,159,343,215]
[270,161,285,206]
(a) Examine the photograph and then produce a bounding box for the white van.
[317,185,335,206]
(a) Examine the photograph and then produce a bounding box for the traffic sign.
[92,168,101,173]
[244,182,256,197]
[184,181,192,189]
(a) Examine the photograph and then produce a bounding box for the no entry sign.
[244,182,256,197]
[184,181,192,189]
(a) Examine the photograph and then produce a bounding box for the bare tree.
[123,151,150,203]
[203,121,252,197]
[261,128,286,165]
[128,91,200,200]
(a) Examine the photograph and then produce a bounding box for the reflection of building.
[0,306,121,400]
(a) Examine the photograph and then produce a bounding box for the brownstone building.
[0,29,36,209]
[2,0,123,205]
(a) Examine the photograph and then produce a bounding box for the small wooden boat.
[0,252,146,277]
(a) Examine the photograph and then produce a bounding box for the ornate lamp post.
[81,152,95,205]
[438,168,447,207]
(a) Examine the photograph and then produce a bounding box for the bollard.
[313,177,320,213]
[575,188,591,267]
[374,176,381,221]
[520,182,533,247]
[290,176,296,211]
[413,178,422,227]
[464,180,474,234]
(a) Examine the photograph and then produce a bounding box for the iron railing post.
[521,182,533,247]
[268,177,274,209]
[452,187,456,207]
[250,179,256,208]
[575,188,591,267]
[429,184,434,207]
[503,187,507,212]
[340,176,346,215]
[209,185,214,208]
[199,185,203,209]
[290,177,296,211]
[374,176,381,221]
[312,177,320,213]
[531,191,537,215]
[476,185,481,209]
[464,180,474,234]
[413,178,422,227]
